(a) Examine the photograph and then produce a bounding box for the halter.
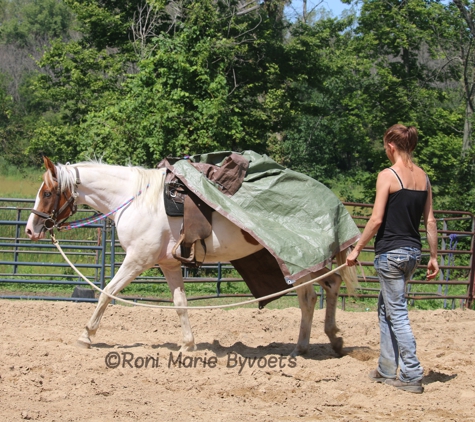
[31,167,81,232]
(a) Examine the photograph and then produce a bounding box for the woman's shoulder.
[376,168,401,193]
[412,165,429,181]
[379,167,397,177]
[392,164,428,190]
[377,168,396,181]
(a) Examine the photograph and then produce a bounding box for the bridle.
[31,167,81,232]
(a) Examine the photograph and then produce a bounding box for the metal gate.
[345,203,475,309]
[1,198,474,309]
[0,198,245,304]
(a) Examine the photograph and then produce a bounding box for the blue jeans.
[374,247,423,382]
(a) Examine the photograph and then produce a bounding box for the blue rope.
[446,234,458,282]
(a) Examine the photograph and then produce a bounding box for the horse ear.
[43,156,57,178]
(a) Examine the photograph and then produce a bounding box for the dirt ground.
[0,299,474,421]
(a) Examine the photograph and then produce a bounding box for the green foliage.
[0,71,11,123]
[0,0,74,46]
[28,0,299,165]
[0,69,36,167]
[0,0,472,214]
[74,26,253,163]
[281,17,378,181]
[64,0,140,51]
[27,36,132,162]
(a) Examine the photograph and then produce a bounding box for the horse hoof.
[331,337,344,356]
[76,338,92,349]
[180,344,197,352]
[290,347,307,358]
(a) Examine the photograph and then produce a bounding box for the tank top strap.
[388,167,404,189]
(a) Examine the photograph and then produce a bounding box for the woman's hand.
[426,258,440,280]
[346,248,360,267]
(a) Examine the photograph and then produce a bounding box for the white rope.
[50,233,348,310]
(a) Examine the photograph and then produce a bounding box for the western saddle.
[158,153,249,268]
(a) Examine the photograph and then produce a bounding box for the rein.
[59,184,149,231]
[32,163,150,232]
[50,232,348,310]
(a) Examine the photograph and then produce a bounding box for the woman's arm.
[423,181,440,280]
[346,170,392,266]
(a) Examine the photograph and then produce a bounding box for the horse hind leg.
[317,271,344,356]
[291,278,317,357]
[319,247,358,356]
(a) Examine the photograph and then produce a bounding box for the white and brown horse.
[26,157,358,356]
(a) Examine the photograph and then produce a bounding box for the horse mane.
[51,160,165,210]
[44,164,78,195]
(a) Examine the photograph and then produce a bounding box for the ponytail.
[384,124,418,156]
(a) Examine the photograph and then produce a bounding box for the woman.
[346,124,439,394]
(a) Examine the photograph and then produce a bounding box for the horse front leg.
[291,277,317,357]
[161,263,196,352]
[316,271,344,356]
[77,256,147,349]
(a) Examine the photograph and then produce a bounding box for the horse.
[25,156,358,357]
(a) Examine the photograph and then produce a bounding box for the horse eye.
[44,191,52,198]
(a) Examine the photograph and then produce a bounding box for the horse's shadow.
[93,342,145,349]
[93,339,376,362]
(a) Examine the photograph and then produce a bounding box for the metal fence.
[345,203,475,309]
[0,198,250,305]
[0,198,474,309]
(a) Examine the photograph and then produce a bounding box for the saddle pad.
[231,248,289,308]
[163,187,185,216]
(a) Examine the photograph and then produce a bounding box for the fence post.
[109,221,116,285]
[100,220,107,290]
[216,262,222,296]
[468,216,475,309]
[107,221,117,304]
[441,219,447,309]
[13,208,22,274]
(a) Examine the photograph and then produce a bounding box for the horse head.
[25,156,80,240]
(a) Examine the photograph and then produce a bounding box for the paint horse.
[26,157,358,356]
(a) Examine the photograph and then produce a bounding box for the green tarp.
[169,151,361,283]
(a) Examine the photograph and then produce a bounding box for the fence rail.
[0,198,474,309]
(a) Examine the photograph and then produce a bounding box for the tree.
[452,0,475,156]
[277,15,378,182]
[339,0,468,206]
[27,0,299,165]
[0,0,76,165]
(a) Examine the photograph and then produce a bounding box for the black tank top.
[374,168,429,255]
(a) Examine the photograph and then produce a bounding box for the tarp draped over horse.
[160,151,361,305]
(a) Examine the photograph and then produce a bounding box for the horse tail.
[335,248,359,297]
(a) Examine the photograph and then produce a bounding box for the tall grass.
[0,159,43,198]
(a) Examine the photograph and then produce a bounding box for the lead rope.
[50,233,348,310]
